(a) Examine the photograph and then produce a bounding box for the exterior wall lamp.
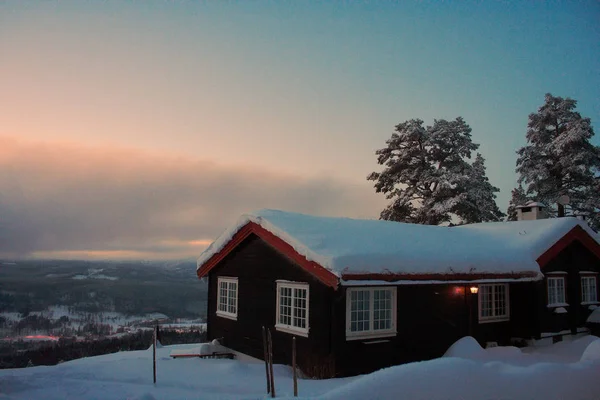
[470,286,479,294]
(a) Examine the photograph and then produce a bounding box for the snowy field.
[0,336,599,400]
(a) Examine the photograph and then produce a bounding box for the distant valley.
[0,259,208,339]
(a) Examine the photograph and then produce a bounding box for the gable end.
[537,225,600,268]
[197,222,339,289]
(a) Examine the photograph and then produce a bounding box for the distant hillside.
[0,259,207,320]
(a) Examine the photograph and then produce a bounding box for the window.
[276,281,309,336]
[582,276,597,304]
[478,284,509,322]
[547,277,566,306]
[216,277,238,320]
[346,287,396,340]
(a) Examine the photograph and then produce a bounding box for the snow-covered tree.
[368,117,504,225]
[506,185,530,221]
[516,94,600,229]
[455,154,505,223]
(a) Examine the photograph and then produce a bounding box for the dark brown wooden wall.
[470,282,538,346]
[331,284,469,376]
[329,281,538,377]
[539,240,600,335]
[207,234,335,376]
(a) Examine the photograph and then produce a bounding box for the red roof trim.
[341,272,539,282]
[197,222,340,289]
[536,225,600,268]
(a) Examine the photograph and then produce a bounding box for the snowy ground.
[0,336,599,400]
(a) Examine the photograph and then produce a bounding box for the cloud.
[0,136,384,259]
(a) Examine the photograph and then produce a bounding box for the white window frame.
[581,276,598,304]
[346,287,397,340]
[547,276,567,307]
[478,284,510,323]
[275,281,309,337]
[216,277,238,320]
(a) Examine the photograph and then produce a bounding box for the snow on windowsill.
[547,303,569,308]
[478,317,510,324]
[581,301,599,306]
[346,331,397,341]
[588,305,599,311]
[275,324,309,338]
[363,339,391,344]
[553,307,568,314]
[579,271,599,274]
[216,311,238,321]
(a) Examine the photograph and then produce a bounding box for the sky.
[1,1,599,260]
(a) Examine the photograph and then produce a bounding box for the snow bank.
[443,336,484,358]
[169,339,228,357]
[197,209,598,278]
[587,307,600,323]
[1,338,599,400]
[580,338,600,362]
[319,356,600,400]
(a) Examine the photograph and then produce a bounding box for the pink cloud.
[0,136,383,259]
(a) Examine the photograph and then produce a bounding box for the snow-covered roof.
[197,210,600,282]
[516,201,546,209]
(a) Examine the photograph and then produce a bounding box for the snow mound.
[443,336,484,358]
[169,340,228,357]
[580,338,600,362]
[320,356,600,400]
[587,308,600,323]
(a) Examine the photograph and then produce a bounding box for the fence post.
[292,336,297,397]
[262,326,270,394]
[153,325,158,384]
[268,328,275,398]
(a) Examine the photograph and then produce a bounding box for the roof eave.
[340,271,541,283]
[196,221,340,289]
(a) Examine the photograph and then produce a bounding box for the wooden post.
[153,325,157,384]
[292,336,298,397]
[268,329,275,398]
[262,326,271,394]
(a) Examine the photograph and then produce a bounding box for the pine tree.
[368,118,504,225]
[506,185,530,221]
[516,94,600,229]
[455,154,505,223]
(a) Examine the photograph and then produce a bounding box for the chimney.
[516,201,547,221]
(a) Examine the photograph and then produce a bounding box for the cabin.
[196,209,600,377]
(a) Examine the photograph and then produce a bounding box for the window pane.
[582,277,597,303]
[373,289,392,331]
[350,290,370,332]
[480,285,492,317]
[218,279,237,316]
[278,285,308,331]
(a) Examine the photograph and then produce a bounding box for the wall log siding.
[539,240,600,337]
[207,234,336,377]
